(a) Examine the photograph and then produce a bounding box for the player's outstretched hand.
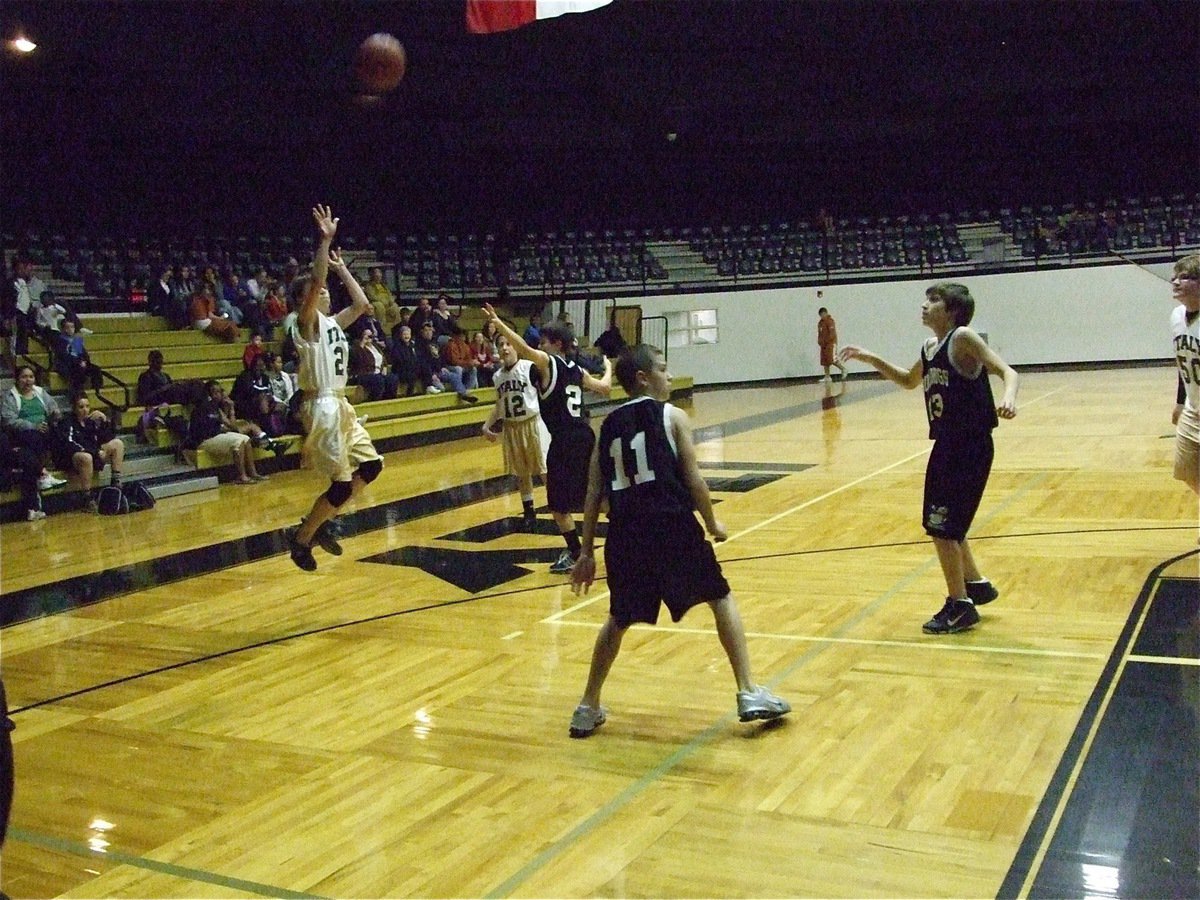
[838,345,864,363]
[481,302,498,323]
[328,249,346,272]
[312,205,339,241]
[570,554,596,595]
[709,520,728,542]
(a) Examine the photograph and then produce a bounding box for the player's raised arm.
[669,404,725,542]
[482,303,550,382]
[839,344,923,390]
[570,441,605,594]
[298,204,338,335]
[581,356,612,397]
[330,250,371,332]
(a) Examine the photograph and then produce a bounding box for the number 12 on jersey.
[609,431,657,491]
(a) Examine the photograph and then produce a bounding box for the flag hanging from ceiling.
[466,0,613,34]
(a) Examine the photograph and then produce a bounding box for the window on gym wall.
[666,309,718,348]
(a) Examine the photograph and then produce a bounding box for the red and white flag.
[466,0,613,34]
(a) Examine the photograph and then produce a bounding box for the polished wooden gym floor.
[1,366,1196,899]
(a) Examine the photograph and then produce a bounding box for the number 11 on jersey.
[609,431,657,491]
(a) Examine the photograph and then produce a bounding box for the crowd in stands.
[2,246,548,519]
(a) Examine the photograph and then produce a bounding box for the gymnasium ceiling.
[2,0,1197,230]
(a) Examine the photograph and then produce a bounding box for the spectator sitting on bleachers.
[136,350,207,408]
[1,365,67,491]
[349,328,399,402]
[134,349,204,443]
[471,330,497,387]
[171,266,197,328]
[52,395,125,511]
[442,324,479,390]
[416,320,477,403]
[224,269,262,333]
[231,354,286,436]
[242,332,265,371]
[432,295,456,346]
[149,265,173,321]
[407,296,433,334]
[213,269,245,326]
[33,290,66,337]
[189,283,240,342]
[246,268,269,304]
[187,380,269,484]
[388,324,424,396]
[0,428,46,520]
[365,268,404,335]
[264,352,301,433]
[347,311,388,350]
[482,318,502,356]
[262,282,288,340]
[53,319,103,395]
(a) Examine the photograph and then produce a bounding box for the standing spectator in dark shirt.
[522,311,542,350]
[594,314,627,359]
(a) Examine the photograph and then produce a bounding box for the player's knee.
[325,479,353,507]
[356,458,382,484]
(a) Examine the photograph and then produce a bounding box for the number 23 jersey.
[599,396,694,521]
[1171,304,1200,412]
[295,311,349,394]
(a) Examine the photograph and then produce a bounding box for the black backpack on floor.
[95,482,155,515]
[95,485,129,515]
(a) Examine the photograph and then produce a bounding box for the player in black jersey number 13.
[841,283,1019,635]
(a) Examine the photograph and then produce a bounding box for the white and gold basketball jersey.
[494,359,541,422]
[296,311,350,394]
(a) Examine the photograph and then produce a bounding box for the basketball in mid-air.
[355,33,406,94]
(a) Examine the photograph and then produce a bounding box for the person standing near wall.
[818,307,846,381]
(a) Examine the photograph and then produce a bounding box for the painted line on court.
[8,827,329,900]
[541,445,934,625]
[542,382,1069,626]
[549,620,1106,660]
[497,395,1066,895]
[1126,653,1200,666]
[1010,575,1167,898]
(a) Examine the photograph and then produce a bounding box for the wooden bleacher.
[3,311,693,519]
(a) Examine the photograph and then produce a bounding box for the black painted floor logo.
[360,473,794,592]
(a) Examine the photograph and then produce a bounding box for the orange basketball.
[355,33,406,94]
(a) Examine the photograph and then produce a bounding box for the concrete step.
[147,474,220,500]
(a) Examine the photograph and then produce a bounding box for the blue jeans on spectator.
[438,367,471,398]
[444,365,478,391]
